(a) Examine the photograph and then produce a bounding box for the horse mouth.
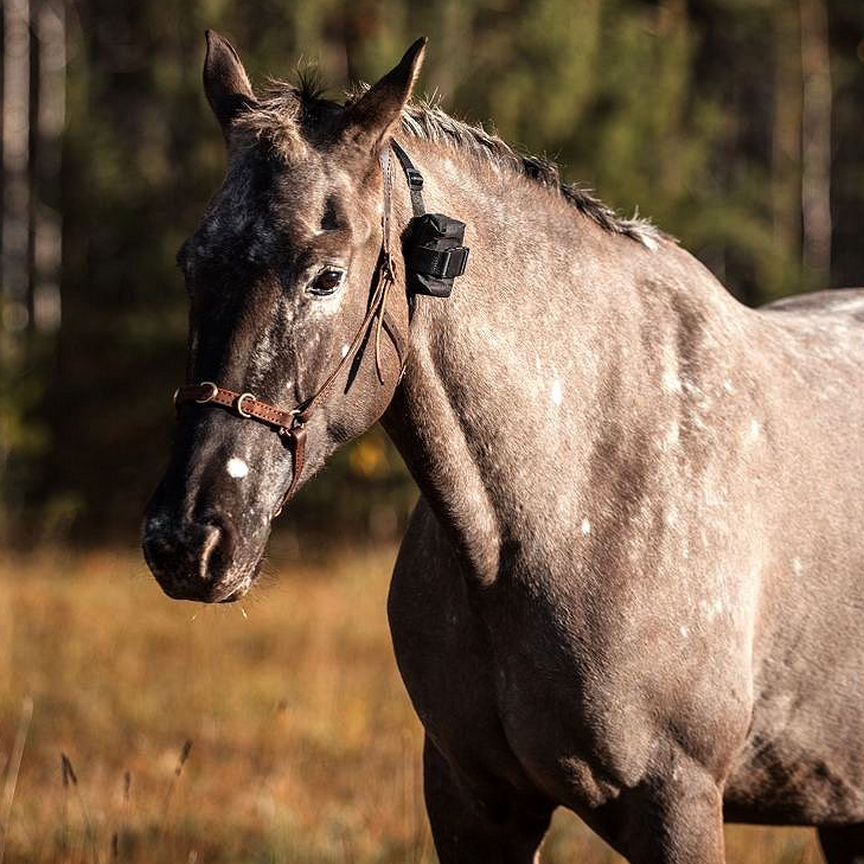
[151,573,253,604]
[207,565,260,604]
[214,579,251,603]
[143,546,261,603]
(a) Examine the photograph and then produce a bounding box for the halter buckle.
[196,381,218,403]
[236,392,255,418]
[404,168,424,191]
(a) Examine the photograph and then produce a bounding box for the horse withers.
[142,33,864,863]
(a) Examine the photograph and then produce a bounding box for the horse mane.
[240,76,664,250]
[397,98,663,249]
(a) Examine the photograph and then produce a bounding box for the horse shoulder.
[388,498,536,795]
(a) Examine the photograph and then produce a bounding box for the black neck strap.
[391,140,426,218]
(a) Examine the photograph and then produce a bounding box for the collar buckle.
[404,168,424,191]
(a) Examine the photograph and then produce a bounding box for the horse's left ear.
[203,30,257,139]
[341,37,427,154]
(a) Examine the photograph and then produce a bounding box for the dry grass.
[0,546,824,863]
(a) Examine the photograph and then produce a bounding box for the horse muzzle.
[142,505,261,603]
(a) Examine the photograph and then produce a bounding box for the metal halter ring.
[195,381,218,403]
[278,409,303,437]
[236,392,255,418]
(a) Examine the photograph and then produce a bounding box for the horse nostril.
[142,510,238,599]
[197,522,222,582]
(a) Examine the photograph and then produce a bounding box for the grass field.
[0,545,825,863]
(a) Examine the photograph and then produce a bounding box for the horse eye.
[309,267,345,296]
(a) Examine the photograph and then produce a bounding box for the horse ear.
[341,37,427,154]
[203,30,257,137]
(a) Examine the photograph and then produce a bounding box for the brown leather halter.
[174,145,408,515]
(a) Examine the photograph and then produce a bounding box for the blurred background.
[1,0,863,546]
[0,0,861,861]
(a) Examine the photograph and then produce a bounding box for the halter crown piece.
[173,141,470,515]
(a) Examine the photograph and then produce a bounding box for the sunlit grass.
[0,547,823,862]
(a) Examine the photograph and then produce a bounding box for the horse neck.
[382,137,747,583]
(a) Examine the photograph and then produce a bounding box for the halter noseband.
[173,141,467,515]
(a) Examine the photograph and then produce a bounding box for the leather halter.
[174,143,415,515]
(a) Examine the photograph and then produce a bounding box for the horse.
[142,32,864,863]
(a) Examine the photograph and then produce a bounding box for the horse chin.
[146,562,257,604]
[212,560,263,604]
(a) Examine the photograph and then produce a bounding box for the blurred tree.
[800,0,833,284]
[829,0,864,290]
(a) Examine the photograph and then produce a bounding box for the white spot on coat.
[662,369,683,395]
[581,518,592,536]
[227,457,249,479]
[666,422,680,447]
[699,597,724,621]
[550,378,563,407]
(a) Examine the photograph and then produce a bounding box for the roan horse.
[142,33,864,863]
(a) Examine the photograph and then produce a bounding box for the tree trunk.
[799,0,832,285]
[772,3,801,273]
[32,0,64,333]
[2,0,31,342]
